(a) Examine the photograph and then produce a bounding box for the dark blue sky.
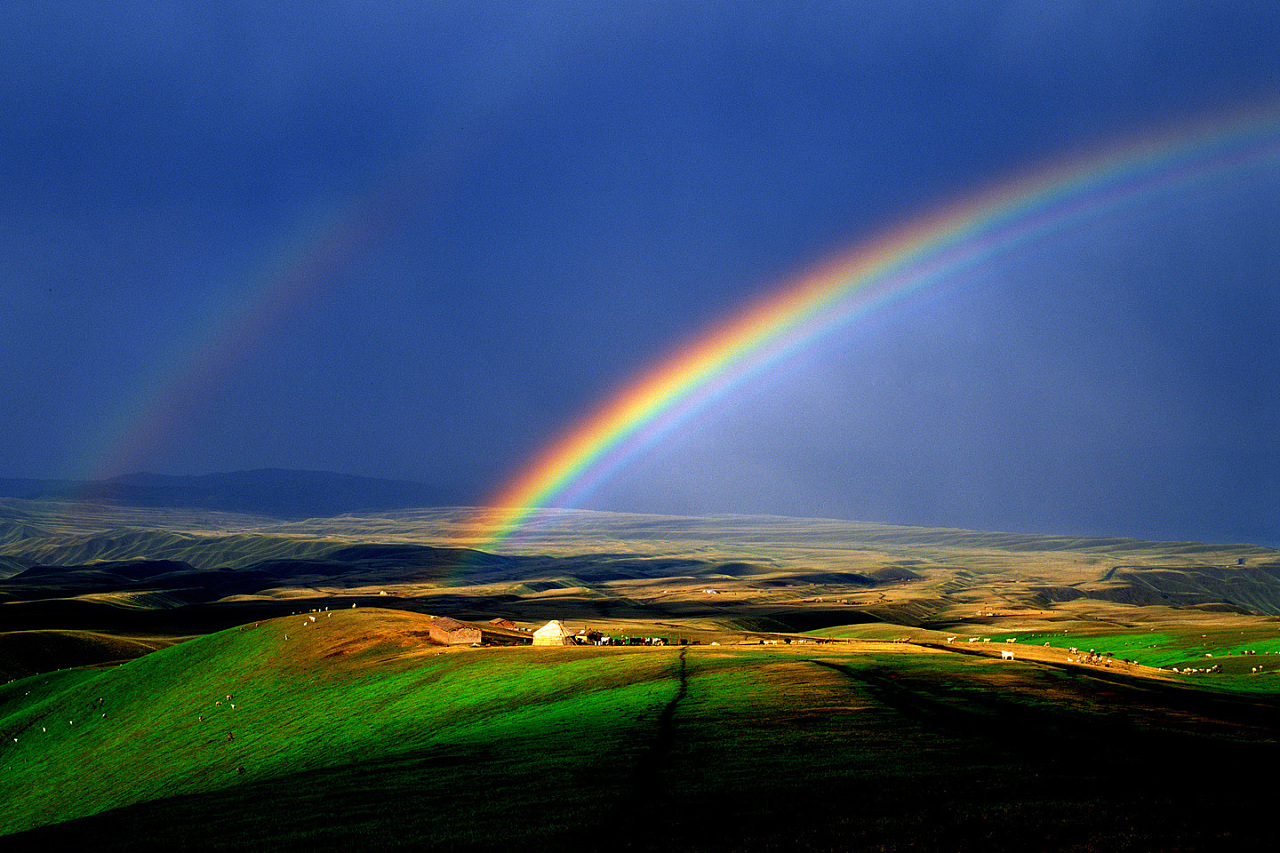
[3,2,1278,543]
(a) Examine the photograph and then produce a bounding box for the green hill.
[6,609,1280,850]
[0,631,173,683]
[0,608,673,847]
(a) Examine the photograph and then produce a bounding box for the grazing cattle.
[946,637,956,643]
[1001,650,1015,660]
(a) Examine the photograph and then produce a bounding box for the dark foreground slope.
[3,608,1280,851]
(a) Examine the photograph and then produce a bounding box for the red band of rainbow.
[474,103,1280,550]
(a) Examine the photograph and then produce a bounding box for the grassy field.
[6,502,1280,848]
[0,609,674,846]
[5,607,1280,850]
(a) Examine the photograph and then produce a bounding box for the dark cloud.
[2,2,1278,542]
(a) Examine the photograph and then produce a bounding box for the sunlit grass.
[0,611,680,838]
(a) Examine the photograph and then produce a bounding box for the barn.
[533,620,576,646]
[429,616,481,646]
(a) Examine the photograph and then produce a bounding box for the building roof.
[533,619,572,639]
[432,616,474,633]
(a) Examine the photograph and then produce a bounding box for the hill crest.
[3,469,460,519]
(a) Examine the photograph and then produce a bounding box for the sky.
[2,1,1279,544]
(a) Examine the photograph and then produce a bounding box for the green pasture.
[991,630,1184,664]
[0,612,677,843]
[982,628,1280,692]
[6,612,1280,850]
[802,623,912,639]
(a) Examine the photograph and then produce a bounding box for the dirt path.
[620,646,688,848]
[652,645,688,756]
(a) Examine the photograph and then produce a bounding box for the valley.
[3,494,1280,850]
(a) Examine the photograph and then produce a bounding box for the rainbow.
[74,201,374,485]
[71,117,497,489]
[474,103,1280,549]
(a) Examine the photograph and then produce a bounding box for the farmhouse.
[429,616,481,646]
[533,620,576,646]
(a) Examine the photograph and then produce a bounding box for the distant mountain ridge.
[1,469,457,519]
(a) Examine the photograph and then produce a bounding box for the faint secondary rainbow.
[68,100,533,493]
[73,199,378,488]
[473,102,1280,550]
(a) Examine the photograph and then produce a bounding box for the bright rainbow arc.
[473,104,1280,550]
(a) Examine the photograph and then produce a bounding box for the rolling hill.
[4,469,462,520]
[4,608,1280,850]
[6,489,1280,848]
[2,498,1279,667]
